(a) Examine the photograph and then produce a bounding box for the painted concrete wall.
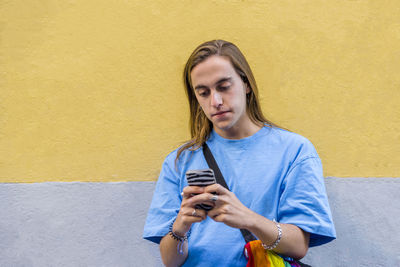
[1,1,400,266]
[1,1,399,182]
[1,178,399,266]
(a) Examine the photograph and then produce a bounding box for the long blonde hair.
[176,40,279,161]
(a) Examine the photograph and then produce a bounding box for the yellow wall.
[1,1,399,182]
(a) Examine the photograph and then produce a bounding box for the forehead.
[190,56,237,86]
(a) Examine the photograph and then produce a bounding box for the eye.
[218,85,230,91]
[198,90,209,97]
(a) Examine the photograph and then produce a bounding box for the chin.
[214,123,235,133]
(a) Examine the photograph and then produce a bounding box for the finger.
[204,183,230,195]
[181,193,214,208]
[186,193,219,207]
[180,191,193,199]
[189,192,228,207]
[211,213,226,223]
[182,185,205,195]
[207,203,231,217]
[207,207,225,222]
[182,207,207,220]
[178,213,205,225]
[192,208,207,219]
[206,207,217,218]
[209,194,219,203]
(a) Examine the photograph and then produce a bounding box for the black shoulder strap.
[202,143,228,189]
[202,143,256,243]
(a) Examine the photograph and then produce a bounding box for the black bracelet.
[168,218,189,241]
[168,218,189,255]
[169,231,188,242]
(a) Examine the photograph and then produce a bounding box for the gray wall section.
[0,178,399,267]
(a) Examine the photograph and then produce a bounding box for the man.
[143,40,336,267]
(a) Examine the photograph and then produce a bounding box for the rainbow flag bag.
[244,240,305,267]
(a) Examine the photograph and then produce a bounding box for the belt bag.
[202,143,311,267]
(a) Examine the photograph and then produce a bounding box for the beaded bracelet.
[262,220,282,250]
[168,219,189,255]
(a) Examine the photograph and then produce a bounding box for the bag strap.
[202,143,256,244]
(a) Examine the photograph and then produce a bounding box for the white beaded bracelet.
[262,220,282,250]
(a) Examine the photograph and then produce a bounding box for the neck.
[214,121,262,140]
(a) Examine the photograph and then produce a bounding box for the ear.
[245,83,251,94]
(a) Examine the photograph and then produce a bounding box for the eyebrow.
[194,77,232,90]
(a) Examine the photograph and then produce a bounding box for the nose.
[211,91,223,107]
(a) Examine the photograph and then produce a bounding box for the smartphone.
[185,168,216,210]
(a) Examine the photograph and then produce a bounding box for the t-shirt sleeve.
[142,153,182,244]
[278,152,336,247]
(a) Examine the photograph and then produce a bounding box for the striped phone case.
[185,169,216,210]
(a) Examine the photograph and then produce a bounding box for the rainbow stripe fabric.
[244,240,301,267]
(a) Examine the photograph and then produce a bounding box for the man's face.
[190,56,251,138]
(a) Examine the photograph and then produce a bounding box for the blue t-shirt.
[143,127,336,266]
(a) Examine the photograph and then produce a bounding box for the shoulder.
[165,142,202,161]
[267,126,320,160]
[162,143,203,172]
[269,126,311,143]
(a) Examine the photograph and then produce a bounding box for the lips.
[212,111,230,117]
